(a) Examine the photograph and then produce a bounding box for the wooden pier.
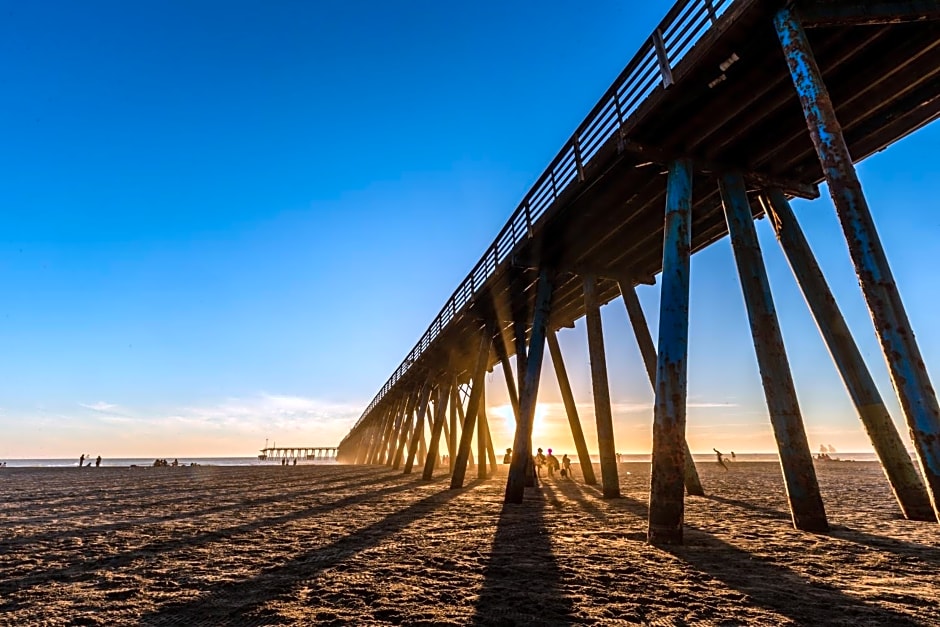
[258,447,338,462]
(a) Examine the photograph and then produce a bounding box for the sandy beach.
[1,461,938,625]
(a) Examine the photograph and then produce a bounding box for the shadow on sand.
[554,479,920,626]
[471,480,575,626]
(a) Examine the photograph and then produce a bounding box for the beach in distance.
[1,462,938,625]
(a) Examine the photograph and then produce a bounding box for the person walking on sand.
[503,448,512,464]
[535,448,546,477]
[713,448,729,471]
[95,455,101,468]
[546,449,559,477]
[78,454,85,468]
[561,454,572,479]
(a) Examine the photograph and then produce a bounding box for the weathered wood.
[506,269,554,503]
[546,330,598,485]
[720,171,828,532]
[583,274,620,499]
[451,332,493,488]
[423,381,453,480]
[619,280,704,496]
[649,159,694,545]
[763,189,935,521]
[478,377,488,479]
[402,382,433,473]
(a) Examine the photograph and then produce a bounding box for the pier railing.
[351,0,734,431]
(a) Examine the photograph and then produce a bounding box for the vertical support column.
[455,386,476,467]
[619,280,705,496]
[648,159,694,544]
[404,382,433,474]
[423,381,453,480]
[720,172,828,532]
[505,268,554,503]
[584,274,620,498]
[354,426,371,465]
[383,395,410,465]
[449,381,458,470]
[393,383,427,470]
[478,377,488,479]
[547,330,598,485]
[775,7,940,518]
[378,397,404,464]
[451,331,493,488]
[763,190,934,521]
[482,403,498,470]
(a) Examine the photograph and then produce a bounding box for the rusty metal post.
[506,268,554,503]
[403,382,432,473]
[720,172,828,532]
[763,190,935,521]
[478,376,488,479]
[649,159,694,544]
[619,280,705,496]
[775,7,940,519]
[451,332,493,488]
[547,330,598,485]
[584,274,621,499]
[423,381,453,480]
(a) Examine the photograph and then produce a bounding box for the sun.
[488,402,549,445]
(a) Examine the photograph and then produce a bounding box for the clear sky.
[1,1,938,459]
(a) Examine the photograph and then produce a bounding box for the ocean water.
[0,456,338,468]
[0,452,886,468]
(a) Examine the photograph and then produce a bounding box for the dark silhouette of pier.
[338,0,940,543]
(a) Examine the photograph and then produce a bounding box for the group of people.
[78,454,102,468]
[502,447,574,479]
[152,458,179,467]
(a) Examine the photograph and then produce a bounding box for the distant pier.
[258,447,338,462]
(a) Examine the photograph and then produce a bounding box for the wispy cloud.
[79,401,120,413]
[160,394,363,433]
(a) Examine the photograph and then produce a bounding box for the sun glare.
[489,402,548,445]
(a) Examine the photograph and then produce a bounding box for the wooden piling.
[546,330,598,485]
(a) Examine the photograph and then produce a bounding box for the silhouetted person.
[503,448,512,464]
[79,454,84,468]
[730,451,736,462]
[535,448,546,477]
[546,448,559,477]
[95,455,101,468]
[713,448,729,471]
[292,458,297,466]
[616,452,622,464]
[561,454,571,479]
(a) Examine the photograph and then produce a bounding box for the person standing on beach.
[535,448,546,477]
[561,454,571,479]
[546,449,559,477]
[503,448,512,464]
[79,454,85,468]
[95,455,101,468]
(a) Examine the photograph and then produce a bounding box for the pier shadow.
[471,483,576,626]
[552,479,920,626]
[3,468,396,550]
[0,472,423,601]
[140,482,474,625]
[828,525,940,568]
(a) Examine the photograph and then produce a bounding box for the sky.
[1,1,938,459]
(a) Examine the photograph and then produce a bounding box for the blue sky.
[1,1,937,458]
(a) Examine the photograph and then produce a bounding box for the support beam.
[584,274,620,499]
[506,269,554,503]
[547,330,598,485]
[648,159,695,545]
[449,381,458,470]
[796,0,940,27]
[451,332,492,488]
[402,382,432,473]
[455,385,475,468]
[478,377,488,479]
[619,280,705,496]
[393,384,427,470]
[423,381,453,480]
[720,172,828,532]
[776,6,940,520]
[384,394,411,466]
[483,402,498,471]
[763,190,935,521]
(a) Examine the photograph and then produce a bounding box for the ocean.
[0,451,885,468]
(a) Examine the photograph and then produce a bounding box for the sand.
[1,461,938,626]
